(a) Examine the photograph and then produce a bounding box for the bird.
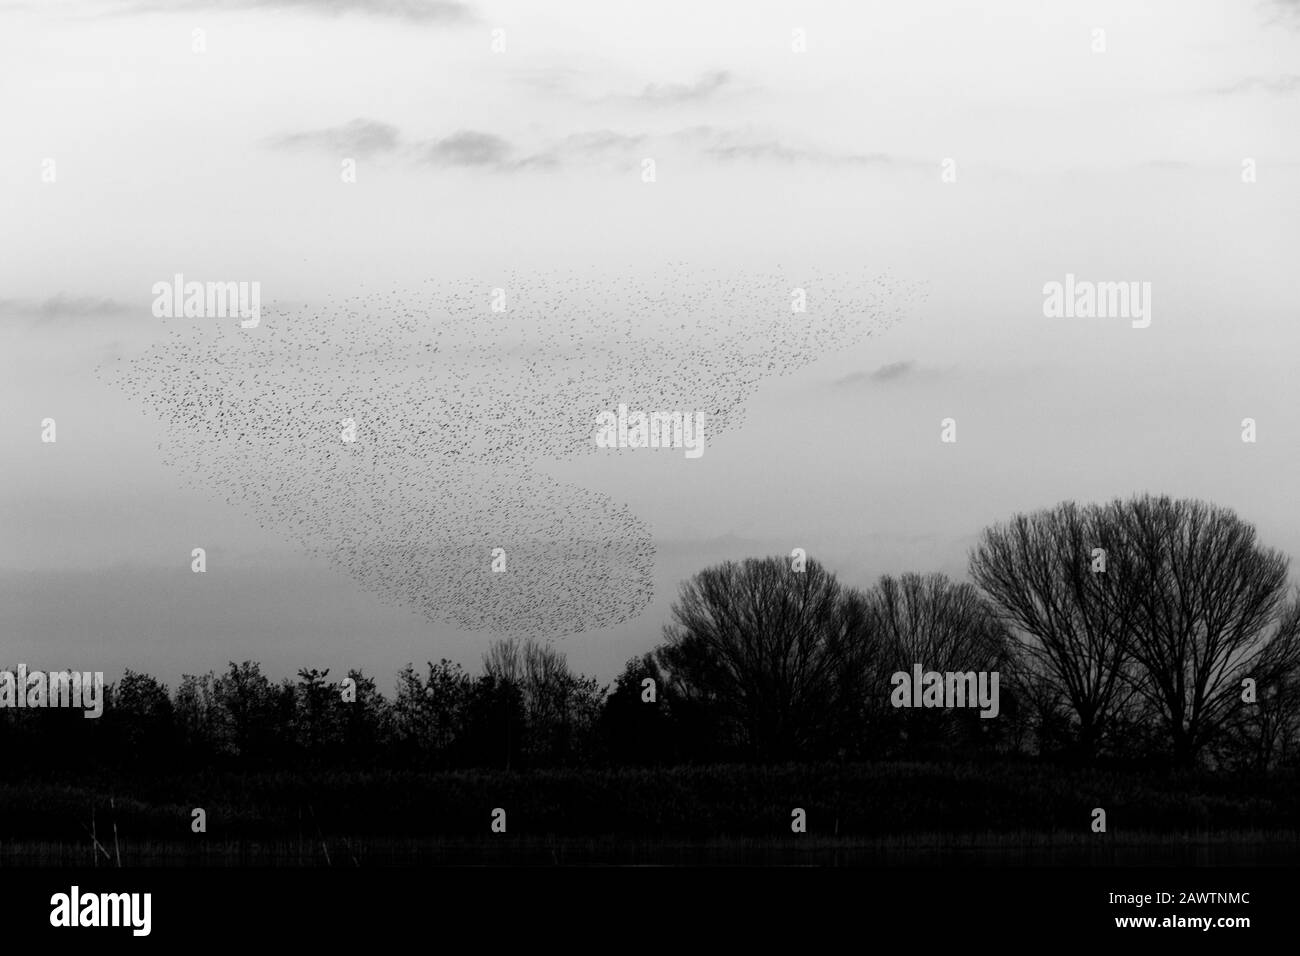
[98,265,918,640]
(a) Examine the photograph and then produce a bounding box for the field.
[2,760,1296,866]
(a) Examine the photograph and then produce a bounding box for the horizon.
[1,487,1296,692]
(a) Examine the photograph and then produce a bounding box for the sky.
[2,0,1299,690]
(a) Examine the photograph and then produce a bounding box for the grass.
[2,760,1296,865]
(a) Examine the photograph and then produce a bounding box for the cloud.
[671,125,906,168]
[515,67,747,107]
[268,119,911,174]
[637,71,732,105]
[435,124,909,171]
[540,125,896,171]
[706,141,895,166]
[554,129,646,153]
[0,294,131,326]
[832,361,943,388]
[423,130,515,167]
[1262,0,1300,27]
[868,360,918,382]
[1207,74,1300,95]
[419,129,647,170]
[267,118,401,156]
[523,129,646,167]
[102,0,474,23]
[270,124,530,170]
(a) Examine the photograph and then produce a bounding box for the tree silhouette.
[482,638,605,767]
[3,496,1296,778]
[602,653,677,765]
[869,572,1009,674]
[1219,595,1300,771]
[657,555,875,761]
[866,572,1012,756]
[293,668,337,758]
[211,661,283,764]
[107,669,175,763]
[1118,495,1291,767]
[970,500,1143,761]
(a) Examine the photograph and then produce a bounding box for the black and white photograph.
[2,0,1296,942]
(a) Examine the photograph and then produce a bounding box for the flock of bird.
[103,265,912,638]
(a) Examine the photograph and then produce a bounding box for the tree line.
[5,493,1297,776]
[650,493,1300,770]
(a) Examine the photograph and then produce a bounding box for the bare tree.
[481,638,523,769]
[1118,495,1291,767]
[868,572,1009,674]
[522,639,581,763]
[866,572,1013,753]
[969,500,1143,761]
[483,637,604,766]
[483,637,522,685]
[1247,597,1300,769]
[1214,595,1300,770]
[656,556,876,761]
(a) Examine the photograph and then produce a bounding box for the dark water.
[4,834,1296,867]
